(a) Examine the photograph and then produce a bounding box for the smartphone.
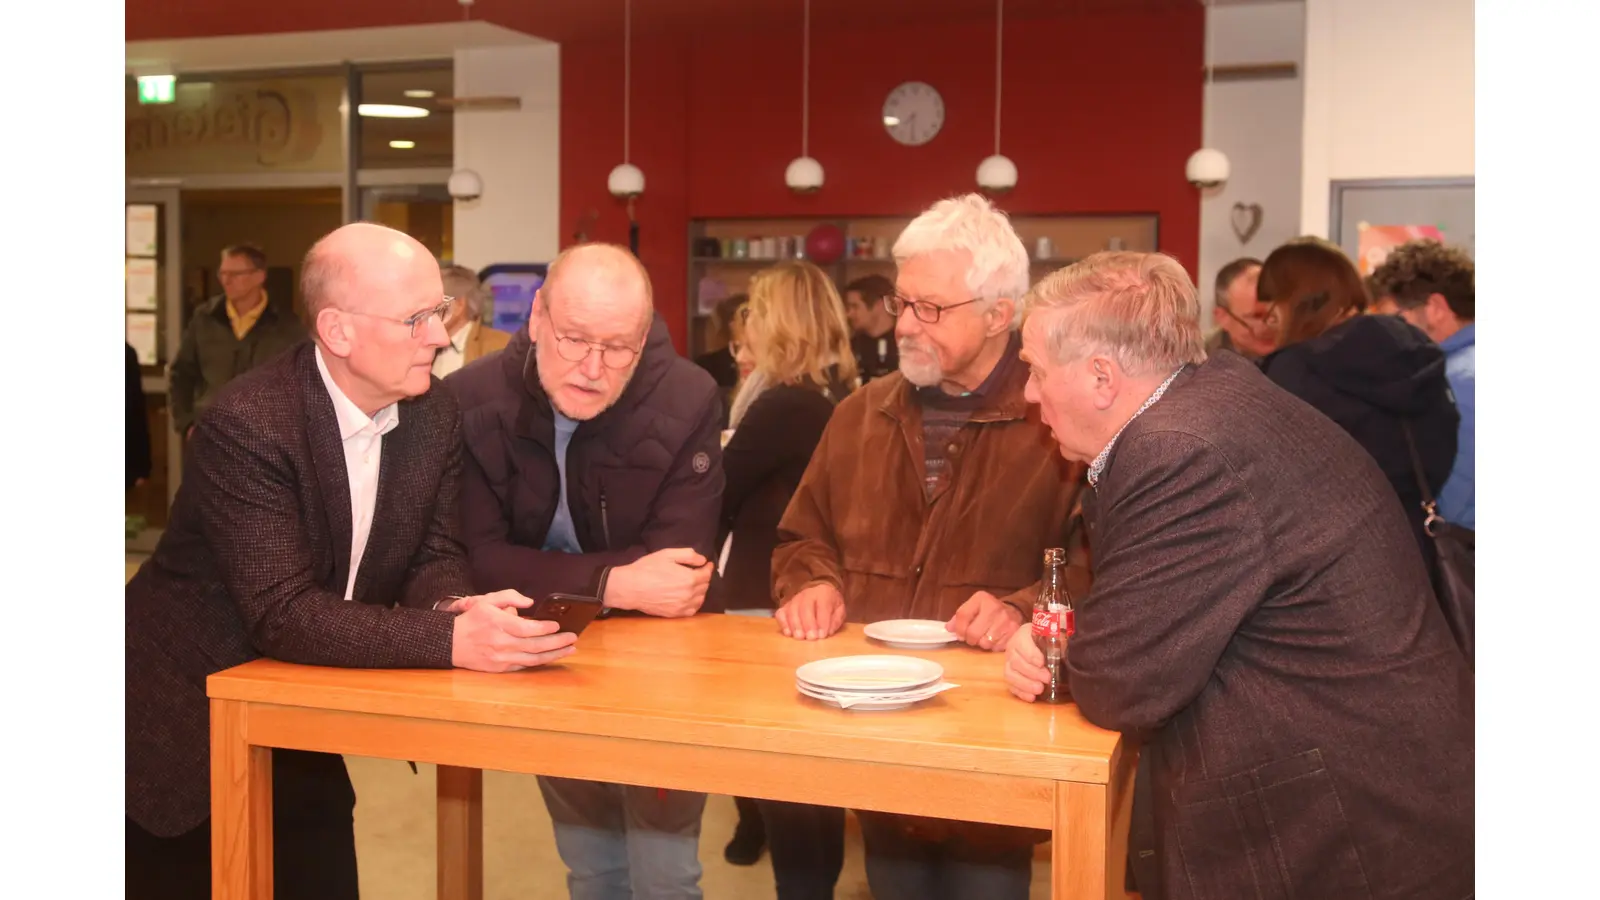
[519,593,604,636]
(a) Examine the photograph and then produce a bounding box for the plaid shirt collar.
[1087,364,1187,487]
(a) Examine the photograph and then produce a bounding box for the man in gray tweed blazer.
[125,223,577,900]
[1005,251,1472,900]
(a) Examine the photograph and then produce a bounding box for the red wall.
[562,8,1204,354]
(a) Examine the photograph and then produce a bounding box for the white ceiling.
[126,21,547,75]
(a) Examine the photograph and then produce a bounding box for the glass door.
[125,186,183,547]
[360,184,454,260]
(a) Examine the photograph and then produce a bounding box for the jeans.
[857,811,1035,900]
[757,800,846,900]
[537,775,707,900]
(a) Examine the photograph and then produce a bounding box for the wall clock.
[882,81,945,147]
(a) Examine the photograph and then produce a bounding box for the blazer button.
[947,443,959,455]
[914,564,924,578]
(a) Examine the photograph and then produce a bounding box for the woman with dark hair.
[1257,238,1458,568]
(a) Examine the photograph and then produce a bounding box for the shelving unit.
[685,213,1159,358]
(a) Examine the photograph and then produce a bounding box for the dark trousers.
[126,749,360,900]
[756,800,846,900]
[856,812,1034,900]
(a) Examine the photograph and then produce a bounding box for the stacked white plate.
[795,655,958,711]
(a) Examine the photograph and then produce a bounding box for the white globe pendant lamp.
[1185,148,1230,189]
[977,0,1017,193]
[978,155,1017,193]
[1188,0,1230,190]
[785,156,824,193]
[609,0,644,200]
[608,163,645,198]
[786,0,823,193]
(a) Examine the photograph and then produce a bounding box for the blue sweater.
[1438,324,1475,528]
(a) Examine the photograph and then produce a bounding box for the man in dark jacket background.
[446,241,724,899]
[168,243,305,438]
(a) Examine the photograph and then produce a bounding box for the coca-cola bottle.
[1031,547,1074,703]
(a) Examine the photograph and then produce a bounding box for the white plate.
[863,619,961,649]
[795,655,944,693]
[796,682,919,711]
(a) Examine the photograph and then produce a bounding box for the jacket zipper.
[599,486,612,550]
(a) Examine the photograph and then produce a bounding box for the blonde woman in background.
[713,261,856,888]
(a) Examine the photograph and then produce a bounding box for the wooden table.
[208,615,1136,899]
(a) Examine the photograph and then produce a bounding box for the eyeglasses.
[543,305,640,369]
[217,268,261,280]
[884,292,983,325]
[349,296,455,338]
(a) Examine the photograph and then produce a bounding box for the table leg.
[437,765,484,900]
[211,698,273,899]
[1052,750,1138,900]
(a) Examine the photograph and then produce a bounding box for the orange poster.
[1357,224,1444,275]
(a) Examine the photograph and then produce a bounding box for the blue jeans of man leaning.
[537,776,707,900]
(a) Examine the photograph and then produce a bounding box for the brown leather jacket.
[772,341,1089,849]
[772,341,1090,628]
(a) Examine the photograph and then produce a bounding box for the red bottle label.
[1063,608,1075,637]
[1032,607,1065,638]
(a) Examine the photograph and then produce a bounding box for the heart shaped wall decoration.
[1231,202,1263,244]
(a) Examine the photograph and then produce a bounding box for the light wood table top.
[209,614,1136,900]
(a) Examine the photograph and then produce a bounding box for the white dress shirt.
[431,322,475,379]
[315,347,401,600]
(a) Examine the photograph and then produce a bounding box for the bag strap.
[1398,420,1443,535]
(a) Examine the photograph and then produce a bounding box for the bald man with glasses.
[446,242,725,899]
[127,223,577,900]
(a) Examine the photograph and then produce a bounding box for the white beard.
[897,337,943,387]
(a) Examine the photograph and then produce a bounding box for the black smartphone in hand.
[518,593,604,636]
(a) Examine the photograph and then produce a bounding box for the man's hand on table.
[450,597,577,673]
[946,590,1024,652]
[1003,625,1054,702]
[439,588,533,615]
[776,583,846,640]
[604,547,712,618]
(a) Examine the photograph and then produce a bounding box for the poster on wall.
[126,312,159,365]
[126,204,158,258]
[1356,223,1444,276]
[126,258,158,310]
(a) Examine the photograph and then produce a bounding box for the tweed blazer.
[126,340,470,836]
[1069,352,1473,900]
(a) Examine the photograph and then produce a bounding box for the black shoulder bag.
[1400,422,1475,667]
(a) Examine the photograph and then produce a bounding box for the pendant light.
[976,0,1017,193]
[447,0,484,202]
[608,0,646,199]
[1185,0,1230,189]
[785,0,824,193]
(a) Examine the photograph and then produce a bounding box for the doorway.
[181,187,344,322]
[361,184,455,260]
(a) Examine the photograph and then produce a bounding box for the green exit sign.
[137,75,176,105]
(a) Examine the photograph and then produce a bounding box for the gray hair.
[1025,251,1207,377]
[892,193,1031,328]
[439,262,486,316]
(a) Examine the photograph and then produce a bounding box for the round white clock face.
[882,81,945,147]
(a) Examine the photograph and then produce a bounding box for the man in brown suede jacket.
[770,194,1089,900]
